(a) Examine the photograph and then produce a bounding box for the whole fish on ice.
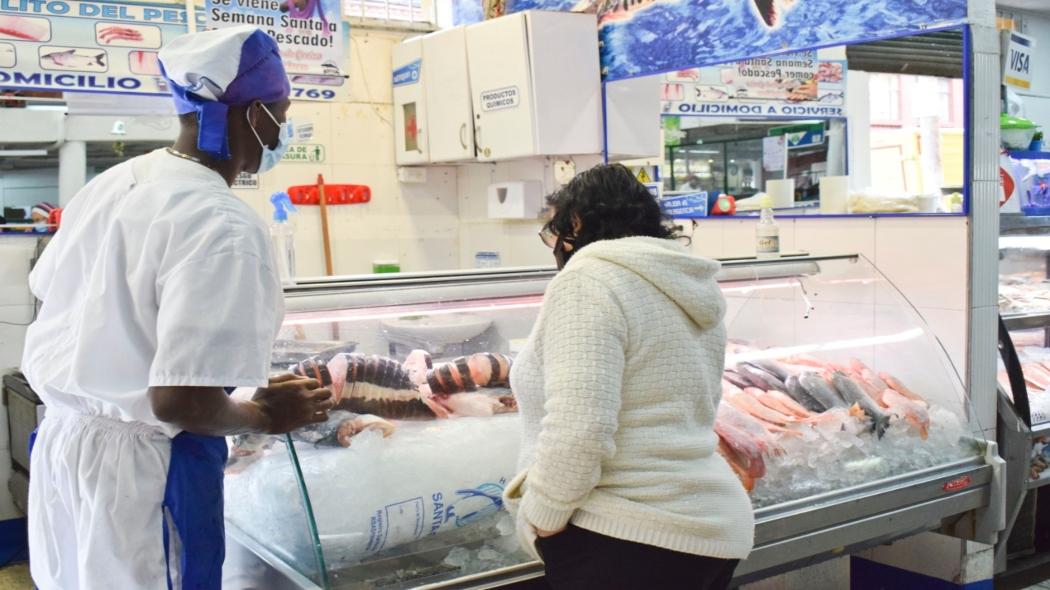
[797,372,847,411]
[831,372,891,438]
[784,375,825,413]
[737,363,788,393]
[292,349,516,420]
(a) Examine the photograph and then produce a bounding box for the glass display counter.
[224,258,993,589]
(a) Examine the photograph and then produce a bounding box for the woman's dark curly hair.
[544,163,679,248]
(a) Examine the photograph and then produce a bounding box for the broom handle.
[317,174,334,276]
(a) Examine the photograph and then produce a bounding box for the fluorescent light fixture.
[0,149,48,157]
[283,299,544,326]
[726,328,925,365]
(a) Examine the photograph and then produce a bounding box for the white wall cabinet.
[422,27,476,163]
[466,11,602,162]
[391,11,602,166]
[393,37,429,165]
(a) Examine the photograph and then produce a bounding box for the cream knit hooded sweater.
[503,236,754,560]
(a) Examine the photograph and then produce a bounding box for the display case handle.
[460,122,469,150]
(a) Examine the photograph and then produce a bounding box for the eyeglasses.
[539,226,557,248]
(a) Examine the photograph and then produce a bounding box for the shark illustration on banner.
[503,0,967,81]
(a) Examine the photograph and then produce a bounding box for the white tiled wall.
[229,29,464,277]
[454,156,604,268]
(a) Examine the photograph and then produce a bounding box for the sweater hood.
[568,236,724,330]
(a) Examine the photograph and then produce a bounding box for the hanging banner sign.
[502,0,966,82]
[206,0,348,102]
[663,52,846,118]
[0,1,204,95]
[1001,30,1034,91]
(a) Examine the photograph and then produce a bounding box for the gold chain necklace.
[166,147,203,164]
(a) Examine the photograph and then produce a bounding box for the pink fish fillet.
[883,389,929,440]
[716,403,787,454]
[781,354,832,370]
[850,359,889,390]
[715,423,765,478]
[0,15,49,41]
[762,390,812,419]
[879,372,927,405]
[435,392,503,417]
[1023,362,1050,391]
[726,389,800,426]
[717,438,756,492]
[722,379,744,398]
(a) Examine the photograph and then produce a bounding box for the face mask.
[247,104,293,174]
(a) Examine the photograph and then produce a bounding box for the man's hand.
[252,373,335,434]
[148,375,334,437]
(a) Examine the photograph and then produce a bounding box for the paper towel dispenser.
[487,180,544,219]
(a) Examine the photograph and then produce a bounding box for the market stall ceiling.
[846,30,963,79]
[0,142,167,171]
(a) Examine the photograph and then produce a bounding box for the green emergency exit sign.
[282,144,326,164]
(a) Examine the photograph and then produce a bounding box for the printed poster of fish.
[206,0,349,102]
[505,0,966,82]
[662,50,848,118]
[0,3,205,96]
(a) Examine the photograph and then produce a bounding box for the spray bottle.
[270,191,298,286]
[755,194,780,259]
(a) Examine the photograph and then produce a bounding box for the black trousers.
[535,525,739,590]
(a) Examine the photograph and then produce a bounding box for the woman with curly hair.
[503,164,754,589]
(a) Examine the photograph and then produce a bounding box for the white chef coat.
[22,148,284,436]
[22,149,284,590]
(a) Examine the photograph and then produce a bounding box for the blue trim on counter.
[1008,150,1050,161]
[851,557,992,590]
[0,517,28,567]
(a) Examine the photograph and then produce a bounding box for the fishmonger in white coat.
[21,26,335,590]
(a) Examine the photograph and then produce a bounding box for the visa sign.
[1002,31,1035,90]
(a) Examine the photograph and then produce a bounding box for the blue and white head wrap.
[158,26,290,160]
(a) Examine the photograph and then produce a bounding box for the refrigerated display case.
[995,214,1050,574]
[224,256,996,590]
[998,214,1050,430]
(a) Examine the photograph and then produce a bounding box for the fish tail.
[876,414,890,439]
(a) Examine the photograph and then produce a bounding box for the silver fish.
[43,49,105,69]
[737,363,788,393]
[723,369,751,390]
[752,359,791,382]
[831,372,891,439]
[785,375,825,413]
[798,373,848,411]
